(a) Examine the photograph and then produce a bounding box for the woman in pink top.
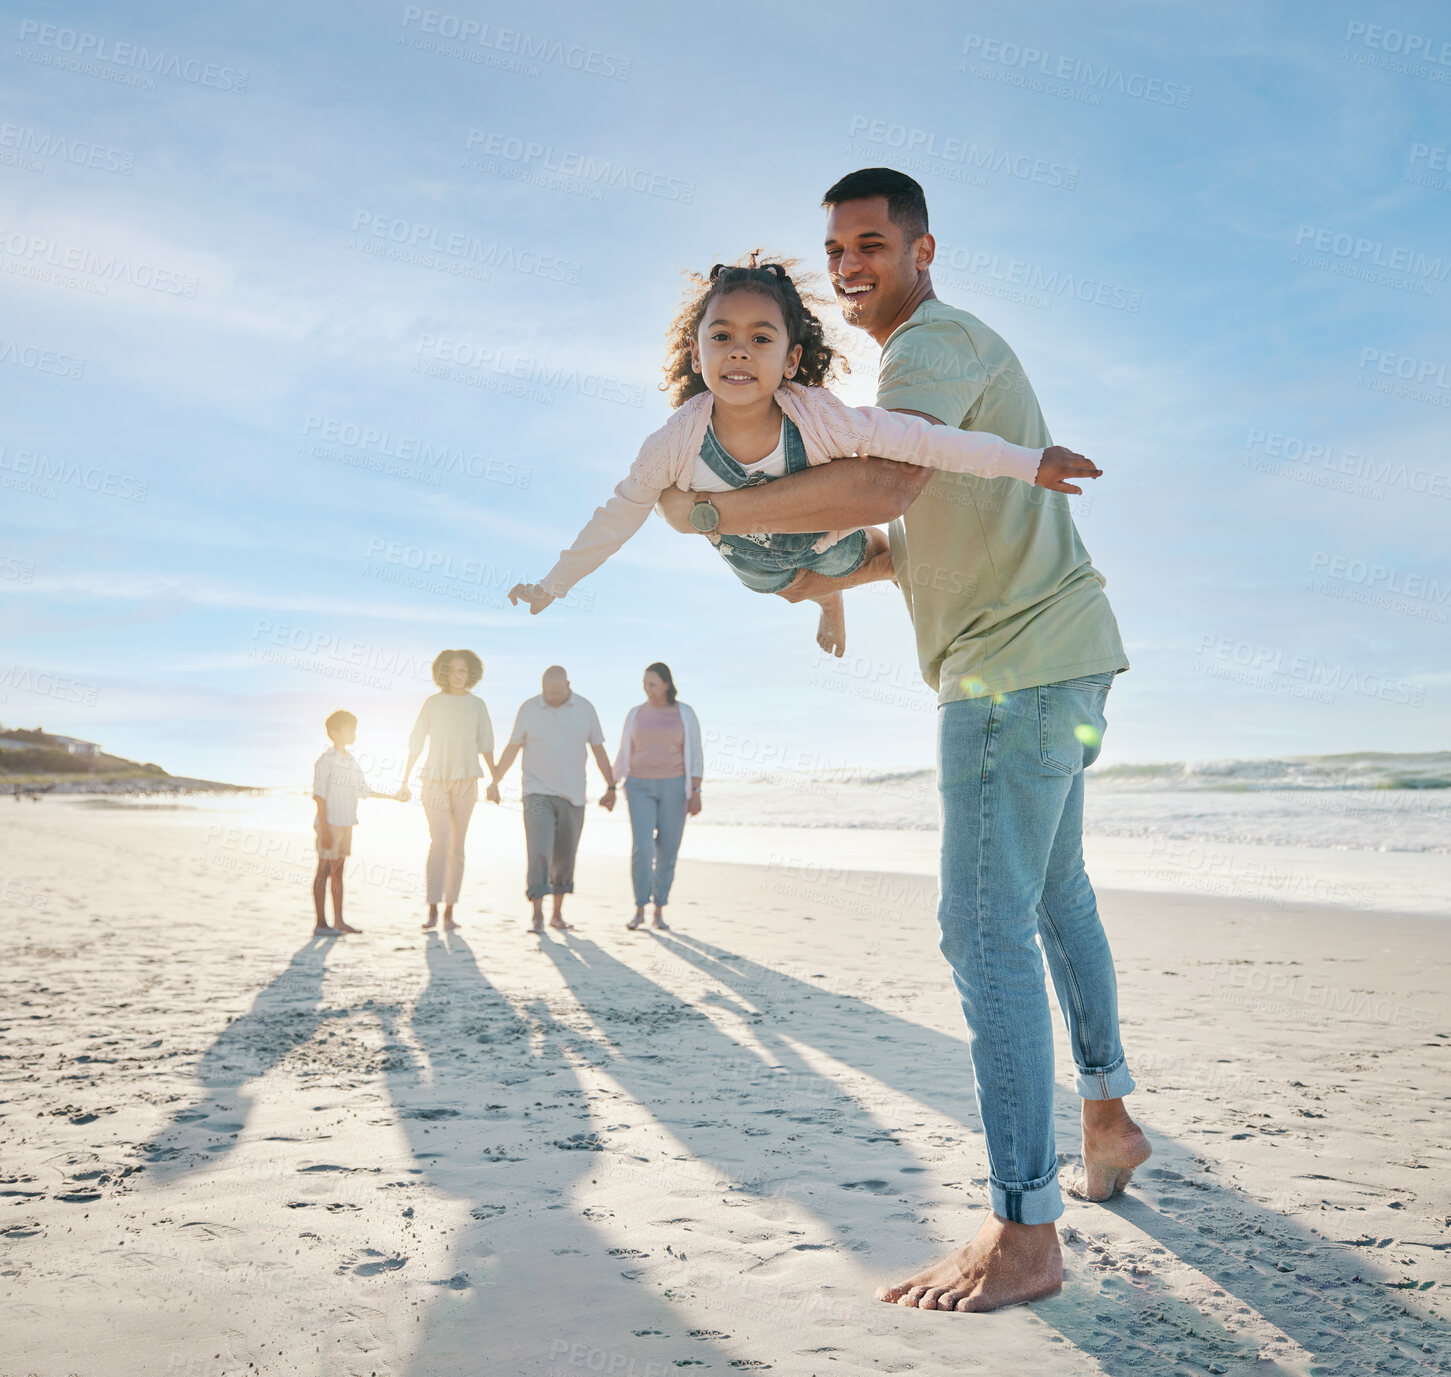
[613,662,703,930]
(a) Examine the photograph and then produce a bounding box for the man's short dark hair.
[822,168,929,241]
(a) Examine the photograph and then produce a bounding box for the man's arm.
[588,741,617,810]
[656,409,946,536]
[588,741,616,789]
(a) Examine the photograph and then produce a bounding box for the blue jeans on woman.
[624,775,687,907]
[937,671,1133,1225]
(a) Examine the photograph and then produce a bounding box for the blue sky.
[1,0,1447,787]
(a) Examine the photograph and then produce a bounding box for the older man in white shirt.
[492,666,616,933]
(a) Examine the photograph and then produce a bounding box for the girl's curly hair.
[660,250,846,408]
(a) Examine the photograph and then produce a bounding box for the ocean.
[42,751,1451,918]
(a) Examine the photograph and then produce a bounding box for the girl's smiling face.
[689,288,803,410]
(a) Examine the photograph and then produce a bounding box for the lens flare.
[1074,723,1101,747]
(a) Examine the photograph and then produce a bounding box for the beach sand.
[2,800,1448,1376]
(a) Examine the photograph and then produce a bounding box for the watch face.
[690,499,718,532]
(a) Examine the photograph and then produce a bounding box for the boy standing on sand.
[312,709,406,935]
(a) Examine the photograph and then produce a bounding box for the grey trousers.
[523,793,585,900]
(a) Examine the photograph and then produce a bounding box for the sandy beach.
[2,798,1448,1377]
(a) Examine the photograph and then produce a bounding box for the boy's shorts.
[718,527,871,595]
[316,825,353,860]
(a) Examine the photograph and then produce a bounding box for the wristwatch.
[688,495,721,533]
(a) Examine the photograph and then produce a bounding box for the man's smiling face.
[824,196,932,340]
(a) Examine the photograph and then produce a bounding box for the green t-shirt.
[877,298,1128,701]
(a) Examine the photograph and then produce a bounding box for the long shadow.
[141,930,734,1373]
[372,932,740,1376]
[142,934,337,1183]
[539,934,950,1296]
[654,931,1451,1372]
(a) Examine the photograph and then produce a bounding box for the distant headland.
[0,724,251,796]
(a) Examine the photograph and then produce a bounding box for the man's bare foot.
[312,924,335,936]
[1071,1098,1152,1201]
[529,918,544,934]
[816,593,846,657]
[877,1215,1062,1313]
[651,907,669,930]
[548,918,573,930]
[626,911,645,930]
[331,921,362,935]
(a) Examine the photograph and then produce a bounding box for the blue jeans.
[624,776,687,906]
[937,672,1133,1225]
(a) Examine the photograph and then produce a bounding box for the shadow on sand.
[150,926,1448,1372]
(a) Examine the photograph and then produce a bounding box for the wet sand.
[2,801,1447,1376]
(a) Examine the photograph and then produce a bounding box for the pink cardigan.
[539,381,1044,597]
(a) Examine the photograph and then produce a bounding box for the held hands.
[599,785,616,812]
[485,782,501,805]
[1034,446,1103,495]
[507,582,556,615]
[394,786,411,803]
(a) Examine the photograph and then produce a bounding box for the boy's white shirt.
[313,747,370,827]
[539,381,1044,598]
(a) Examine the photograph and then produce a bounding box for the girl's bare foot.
[312,924,335,936]
[442,906,459,932]
[626,909,645,930]
[332,921,362,935]
[422,905,439,931]
[1070,1098,1152,1201]
[877,1215,1062,1313]
[651,906,668,930]
[815,592,846,657]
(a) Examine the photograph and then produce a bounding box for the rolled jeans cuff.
[991,1166,1063,1225]
[1075,1054,1135,1101]
[526,884,574,900]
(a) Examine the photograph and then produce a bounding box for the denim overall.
[697,418,869,594]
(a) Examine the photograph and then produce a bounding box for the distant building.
[50,736,101,757]
[0,733,101,756]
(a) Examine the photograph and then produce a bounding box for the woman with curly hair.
[508,253,1099,655]
[401,649,500,931]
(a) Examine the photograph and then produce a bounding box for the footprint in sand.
[350,1250,408,1277]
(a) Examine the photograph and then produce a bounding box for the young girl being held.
[509,256,1099,655]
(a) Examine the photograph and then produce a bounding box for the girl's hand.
[318,826,335,850]
[686,791,702,817]
[485,782,501,805]
[1035,446,1102,495]
[507,582,556,614]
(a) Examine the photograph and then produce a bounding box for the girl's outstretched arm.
[507,452,672,613]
